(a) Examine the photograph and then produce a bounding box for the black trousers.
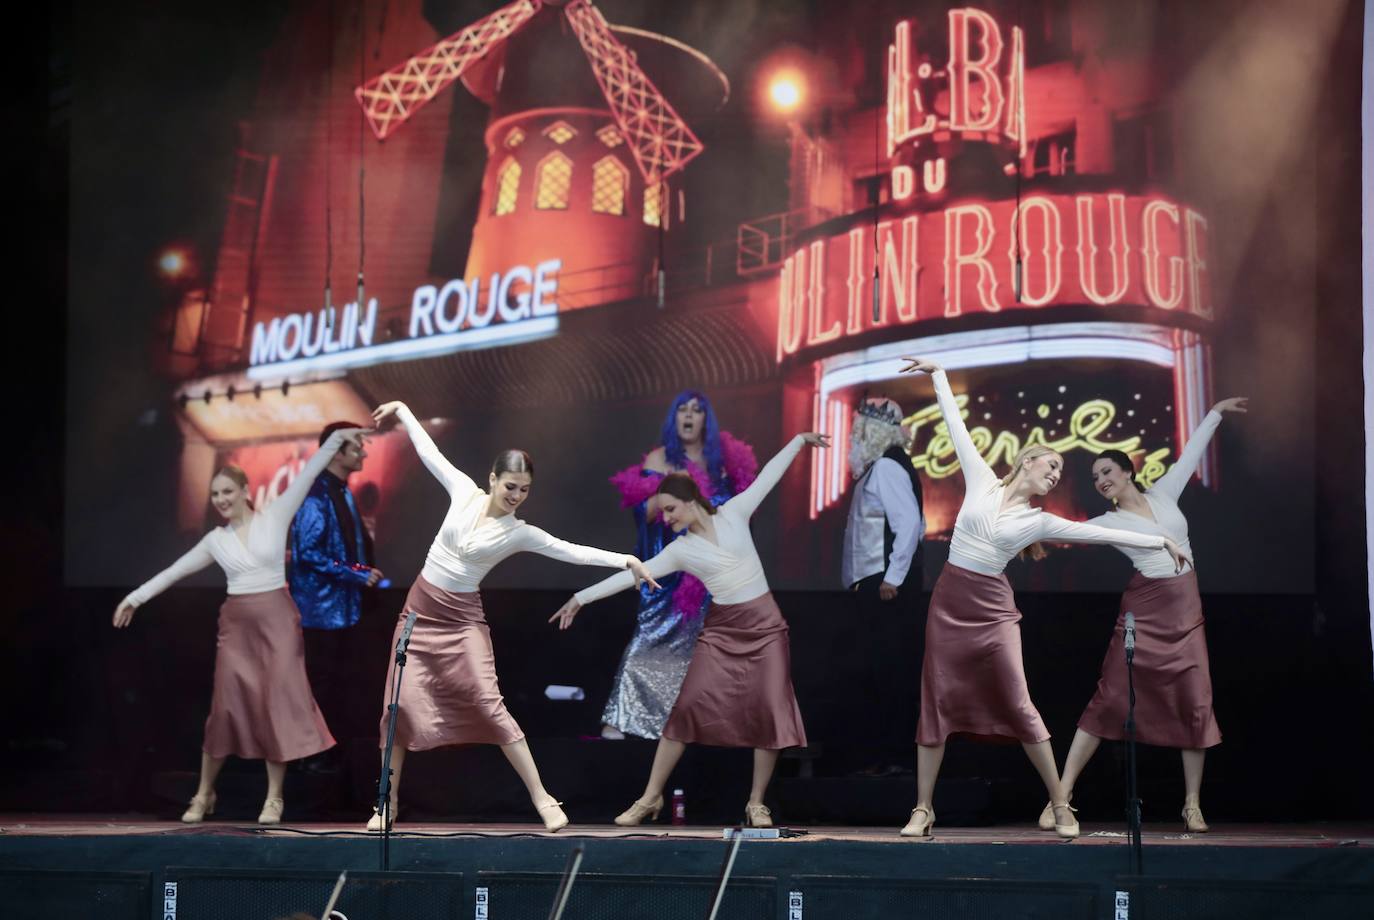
[303,623,365,748]
[843,567,926,760]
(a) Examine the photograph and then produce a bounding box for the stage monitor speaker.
[0,868,149,920]
[476,870,776,919]
[164,867,464,920]
[792,874,1099,920]
[1118,876,1374,920]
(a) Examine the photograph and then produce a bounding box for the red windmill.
[354,0,722,311]
[355,0,705,184]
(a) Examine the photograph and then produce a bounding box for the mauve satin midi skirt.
[203,588,335,762]
[916,564,1049,746]
[662,593,807,750]
[1077,570,1221,749]
[378,575,524,751]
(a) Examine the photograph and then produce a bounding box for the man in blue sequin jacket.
[289,421,385,763]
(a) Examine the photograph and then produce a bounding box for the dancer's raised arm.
[266,427,369,527]
[1152,397,1247,503]
[373,401,478,499]
[900,358,996,491]
[725,433,829,520]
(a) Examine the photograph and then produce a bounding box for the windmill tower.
[356,0,727,309]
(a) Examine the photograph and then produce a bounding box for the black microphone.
[1012,258,1023,302]
[1124,611,1136,660]
[395,609,419,661]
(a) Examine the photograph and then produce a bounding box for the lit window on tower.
[596,124,624,148]
[504,127,526,148]
[544,121,577,144]
[535,152,573,210]
[591,157,628,216]
[494,157,521,216]
[643,181,669,227]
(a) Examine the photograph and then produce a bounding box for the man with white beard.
[842,398,924,601]
[839,397,925,774]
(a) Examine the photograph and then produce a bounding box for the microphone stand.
[546,845,584,920]
[1123,611,1143,874]
[704,825,745,920]
[377,609,418,871]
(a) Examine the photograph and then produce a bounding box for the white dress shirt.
[841,456,924,588]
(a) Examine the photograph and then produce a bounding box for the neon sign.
[907,394,1170,482]
[887,10,1026,159]
[776,194,1212,362]
[247,259,562,379]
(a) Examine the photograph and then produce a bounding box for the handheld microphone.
[395,609,419,661]
[1124,611,1136,658]
[1012,258,1023,302]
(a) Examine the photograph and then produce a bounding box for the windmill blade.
[563,0,704,183]
[355,0,543,140]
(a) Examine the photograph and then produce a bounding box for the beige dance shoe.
[537,800,569,833]
[899,806,935,838]
[614,795,664,826]
[1037,801,1056,831]
[744,803,773,828]
[181,792,217,824]
[366,804,398,832]
[1182,804,1210,833]
[257,796,285,825]
[1051,802,1080,839]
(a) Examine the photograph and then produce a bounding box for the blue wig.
[660,389,727,488]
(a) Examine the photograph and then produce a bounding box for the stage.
[3,817,1373,919]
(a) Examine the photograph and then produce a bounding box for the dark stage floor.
[3,815,1373,919]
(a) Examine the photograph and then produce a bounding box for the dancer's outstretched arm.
[519,525,661,590]
[549,542,685,630]
[113,535,217,627]
[1037,513,1192,573]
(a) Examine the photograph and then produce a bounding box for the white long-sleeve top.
[575,435,806,607]
[1083,410,1222,579]
[123,429,354,607]
[841,457,924,588]
[930,370,1168,577]
[394,406,633,592]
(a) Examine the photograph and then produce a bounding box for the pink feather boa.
[608,431,759,619]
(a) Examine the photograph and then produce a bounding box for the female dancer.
[366,401,657,833]
[601,390,757,740]
[552,433,828,828]
[898,359,1190,839]
[1038,397,1245,834]
[113,427,367,825]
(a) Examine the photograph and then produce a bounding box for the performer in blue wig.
[600,390,758,739]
